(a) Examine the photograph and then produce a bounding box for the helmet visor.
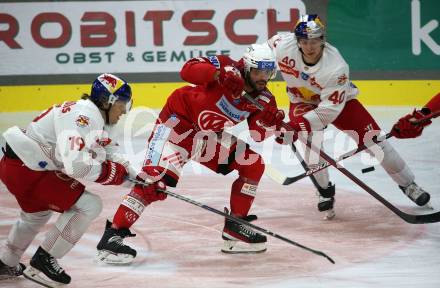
[253,60,276,79]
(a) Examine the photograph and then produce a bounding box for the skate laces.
[318,196,332,203]
[49,258,64,274]
[238,224,257,237]
[404,183,425,199]
[109,235,125,246]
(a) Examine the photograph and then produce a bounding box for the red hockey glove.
[218,66,244,98]
[392,108,432,139]
[95,160,128,185]
[134,165,168,203]
[289,115,312,133]
[131,180,167,205]
[275,115,310,145]
[255,106,285,128]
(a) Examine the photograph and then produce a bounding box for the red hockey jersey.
[163,55,280,142]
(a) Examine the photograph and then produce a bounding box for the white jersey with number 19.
[2,99,110,181]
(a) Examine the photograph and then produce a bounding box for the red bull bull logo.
[99,74,124,93]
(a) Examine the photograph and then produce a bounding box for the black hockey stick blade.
[406,211,440,224]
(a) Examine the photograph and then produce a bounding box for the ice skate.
[316,183,336,220]
[23,246,70,288]
[221,209,267,254]
[0,259,25,280]
[318,196,336,220]
[96,220,137,264]
[399,182,432,208]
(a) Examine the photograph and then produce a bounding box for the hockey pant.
[0,191,102,266]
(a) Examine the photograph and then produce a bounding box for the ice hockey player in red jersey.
[266,14,432,219]
[96,44,285,263]
[392,92,440,139]
[0,74,133,287]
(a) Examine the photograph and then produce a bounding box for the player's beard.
[246,74,267,92]
[254,80,267,92]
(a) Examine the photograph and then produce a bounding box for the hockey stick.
[243,92,440,224]
[266,133,392,185]
[128,178,335,264]
[267,109,440,185]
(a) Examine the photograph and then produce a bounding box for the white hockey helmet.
[242,43,277,80]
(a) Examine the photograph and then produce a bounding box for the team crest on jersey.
[198,110,234,132]
[216,96,250,122]
[75,115,90,127]
[337,74,348,86]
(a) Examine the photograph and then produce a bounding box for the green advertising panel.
[327,0,440,70]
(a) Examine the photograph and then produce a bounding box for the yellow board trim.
[1,80,439,112]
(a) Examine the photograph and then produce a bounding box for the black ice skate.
[23,246,71,288]
[317,182,336,220]
[0,259,25,280]
[221,209,267,254]
[399,182,432,207]
[96,220,137,264]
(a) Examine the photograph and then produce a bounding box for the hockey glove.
[289,114,312,133]
[218,66,244,98]
[134,165,168,203]
[255,106,285,129]
[274,115,311,145]
[131,181,167,205]
[392,108,432,139]
[95,160,128,185]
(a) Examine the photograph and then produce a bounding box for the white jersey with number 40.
[267,33,359,130]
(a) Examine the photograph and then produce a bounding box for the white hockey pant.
[366,140,414,187]
[0,210,52,267]
[41,191,102,258]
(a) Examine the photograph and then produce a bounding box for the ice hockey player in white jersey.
[267,14,432,218]
[0,74,133,287]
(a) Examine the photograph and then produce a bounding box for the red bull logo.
[100,74,118,88]
[99,74,124,93]
[75,115,90,127]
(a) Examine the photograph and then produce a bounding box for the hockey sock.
[230,177,258,217]
[112,189,148,229]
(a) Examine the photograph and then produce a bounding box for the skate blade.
[221,240,266,254]
[323,209,336,220]
[95,250,135,265]
[23,266,65,288]
[422,201,434,210]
